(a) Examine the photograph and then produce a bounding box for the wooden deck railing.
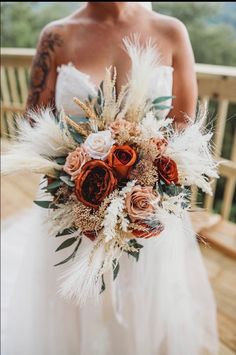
[1,48,236,224]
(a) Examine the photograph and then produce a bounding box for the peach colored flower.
[109,118,140,138]
[63,146,90,181]
[125,185,158,222]
[151,138,168,157]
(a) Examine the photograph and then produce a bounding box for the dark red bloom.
[155,156,178,185]
[75,160,117,209]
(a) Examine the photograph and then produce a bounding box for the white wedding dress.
[1,63,218,355]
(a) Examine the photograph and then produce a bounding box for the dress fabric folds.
[1,64,218,355]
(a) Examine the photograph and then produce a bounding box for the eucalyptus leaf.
[125,239,143,262]
[128,239,143,250]
[153,104,173,111]
[99,80,104,92]
[69,115,89,124]
[88,94,93,103]
[54,238,82,267]
[60,175,75,187]
[152,96,174,105]
[68,127,84,144]
[127,250,140,262]
[55,237,77,252]
[112,259,120,281]
[33,200,54,209]
[100,274,106,294]
[55,156,67,165]
[45,179,63,191]
[157,182,164,196]
[56,227,77,237]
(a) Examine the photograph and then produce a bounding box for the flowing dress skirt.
[1,205,218,355]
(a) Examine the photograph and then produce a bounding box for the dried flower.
[63,146,90,180]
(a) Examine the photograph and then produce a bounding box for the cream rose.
[125,185,158,222]
[63,146,90,180]
[83,130,115,160]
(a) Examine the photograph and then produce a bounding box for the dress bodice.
[55,63,174,119]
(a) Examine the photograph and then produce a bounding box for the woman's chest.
[55,23,172,92]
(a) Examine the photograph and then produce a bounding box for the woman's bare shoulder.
[150,12,189,42]
[37,8,87,42]
[147,11,192,61]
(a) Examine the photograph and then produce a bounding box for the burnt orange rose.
[75,160,117,209]
[155,156,178,185]
[132,222,164,239]
[107,145,137,179]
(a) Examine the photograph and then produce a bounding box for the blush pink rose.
[125,185,158,222]
[63,146,90,180]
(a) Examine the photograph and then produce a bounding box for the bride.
[2,2,218,355]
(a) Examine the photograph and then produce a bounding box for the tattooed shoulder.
[27,28,63,109]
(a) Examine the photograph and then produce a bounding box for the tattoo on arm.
[27,32,63,109]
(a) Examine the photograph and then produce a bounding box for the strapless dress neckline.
[55,62,174,119]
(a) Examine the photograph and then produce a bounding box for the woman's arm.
[168,20,198,128]
[26,25,63,110]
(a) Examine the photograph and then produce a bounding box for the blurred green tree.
[1,2,236,66]
[1,2,78,47]
[153,2,236,66]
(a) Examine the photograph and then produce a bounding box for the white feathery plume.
[165,117,219,195]
[59,181,137,305]
[1,108,76,176]
[162,193,190,216]
[48,201,78,237]
[101,67,129,125]
[59,237,105,306]
[102,180,135,243]
[101,67,119,125]
[122,34,160,122]
[140,111,173,140]
[18,108,77,157]
[119,212,130,233]
[102,195,125,243]
[1,148,61,177]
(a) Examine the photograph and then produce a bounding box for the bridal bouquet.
[2,38,218,304]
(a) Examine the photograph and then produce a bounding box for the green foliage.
[100,274,106,294]
[56,227,77,237]
[125,239,144,262]
[59,175,75,187]
[33,200,54,208]
[54,237,82,267]
[1,2,236,66]
[112,259,120,280]
[153,2,236,66]
[55,237,77,252]
[1,2,78,47]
